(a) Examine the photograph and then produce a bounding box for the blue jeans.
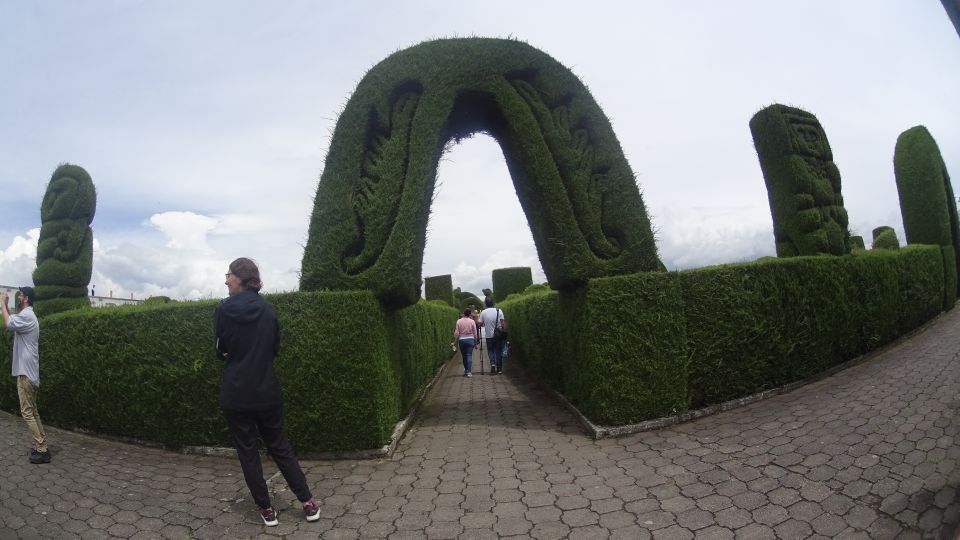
[459,338,475,373]
[486,337,503,370]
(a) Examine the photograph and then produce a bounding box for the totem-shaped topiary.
[750,104,851,257]
[893,125,959,305]
[492,266,533,302]
[300,38,663,308]
[872,226,900,250]
[850,235,866,251]
[32,164,96,314]
[424,274,454,306]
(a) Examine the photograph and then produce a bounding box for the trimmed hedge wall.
[502,245,944,425]
[492,266,533,302]
[300,38,663,308]
[749,104,851,257]
[424,274,454,306]
[33,163,97,314]
[0,292,457,452]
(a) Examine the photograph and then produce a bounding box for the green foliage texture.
[749,105,851,257]
[300,38,662,308]
[0,292,457,453]
[894,125,959,308]
[872,227,901,251]
[424,274,454,306]
[453,288,484,311]
[492,266,533,302]
[502,246,944,425]
[32,164,97,314]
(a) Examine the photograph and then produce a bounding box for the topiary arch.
[301,38,663,308]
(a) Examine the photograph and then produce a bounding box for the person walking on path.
[479,297,507,374]
[214,258,320,527]
[453,308,480,377]
[1,286,49,464]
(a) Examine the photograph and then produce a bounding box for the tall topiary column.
[750,104,851,257]
[32,163,96,315]
[424,274,454,306]
[492,266,533,302]
[894,125,959,309]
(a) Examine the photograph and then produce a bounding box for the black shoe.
[29,450,51,464]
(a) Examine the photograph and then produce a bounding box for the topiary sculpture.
[492,266,533,302]
[32,163,96,315]
[750,104,851,257]
[424,274,454,306]
[894,125,959,308]
[872,226,900,250]
[300,38,663,308]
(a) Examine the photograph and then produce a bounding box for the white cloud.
[654,205,776,270]
[0,228,39,286]
[148,211,219,251]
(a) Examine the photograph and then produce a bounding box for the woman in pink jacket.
[453,308,480,377]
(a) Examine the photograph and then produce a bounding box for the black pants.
[222,407,312,509]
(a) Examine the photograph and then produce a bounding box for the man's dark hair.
[229,257,263,292]
[484,297,494,308]
[18,286,36,306]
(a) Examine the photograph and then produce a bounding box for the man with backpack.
[479,297,507,374]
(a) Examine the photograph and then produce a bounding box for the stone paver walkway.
[2,309,960,539]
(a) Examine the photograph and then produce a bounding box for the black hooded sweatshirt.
[214,290,282,411]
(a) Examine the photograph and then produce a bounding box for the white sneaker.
[260,507,278,526]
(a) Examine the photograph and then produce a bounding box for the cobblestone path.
[2,308,959,539]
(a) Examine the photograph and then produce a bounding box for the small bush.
[872,227,901,250]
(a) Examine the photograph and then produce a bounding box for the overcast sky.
[1,1,957,300]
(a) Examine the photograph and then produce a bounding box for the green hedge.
[300,38,663,308]
[503,245,944,424]
[492,267,533,302]
[424,275,454,306]
[0,292,456,452]
[749,104,851,257]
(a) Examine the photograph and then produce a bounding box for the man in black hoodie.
[215,257,320,527]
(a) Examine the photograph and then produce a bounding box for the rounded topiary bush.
[872,226,901,250]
